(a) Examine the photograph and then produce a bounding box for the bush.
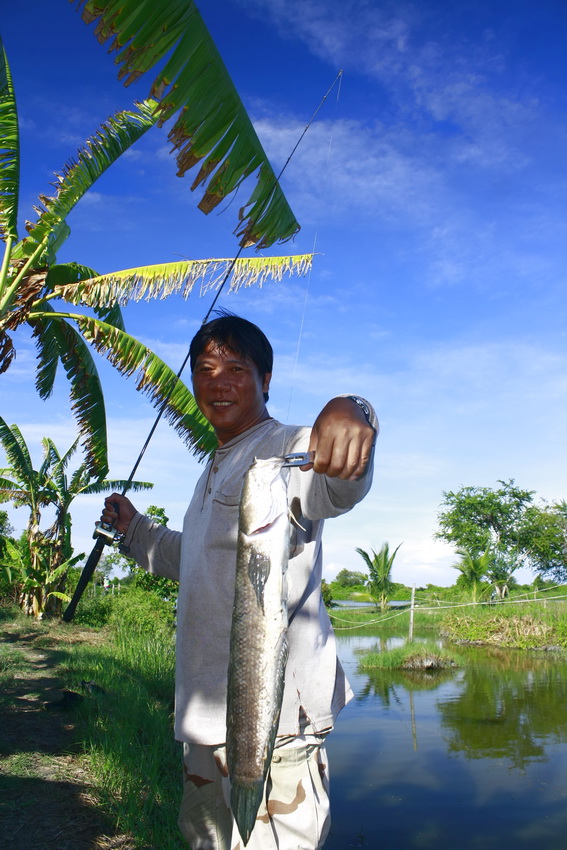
[132,566,179,604]
[73,593,115,628]
[108,586,175,636]
[329,582,371,601]
[72,584,175,634]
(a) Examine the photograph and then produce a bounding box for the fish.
[226,455,290,846]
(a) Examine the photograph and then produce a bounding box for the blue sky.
[2,0,566,586]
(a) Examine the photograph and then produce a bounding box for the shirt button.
[213,466,219,473]
[272,753,282,763]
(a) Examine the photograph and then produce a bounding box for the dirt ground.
[0,620,136,850]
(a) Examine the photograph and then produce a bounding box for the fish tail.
[231,777,265,846]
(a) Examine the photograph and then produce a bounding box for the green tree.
[485,546,520,599]
[0,417,152,616]
[435,480,534,556]
[334,568,369,588]
[435,481,567,580]
[0,509,12,537]
[520,502,567,581]
[321,579,333,608]
[452,547,493,603]
[0,508,17,602]
[0,14,312,475]
[356,543,401,612]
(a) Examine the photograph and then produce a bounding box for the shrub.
[108,586,175,636]
[73,593,115,628]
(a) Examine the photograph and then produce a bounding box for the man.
[102,313,377,850]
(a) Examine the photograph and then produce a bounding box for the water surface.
[325,632,567,849]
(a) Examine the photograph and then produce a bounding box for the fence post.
[409,584,416,642]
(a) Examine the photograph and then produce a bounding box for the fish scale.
[226,455,290,846]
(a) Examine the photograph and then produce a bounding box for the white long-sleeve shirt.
[123,413,376,746]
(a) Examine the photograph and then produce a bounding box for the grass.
[0,604,185,849]
[359,640,461,671]
[442,605,567,649]
[330,594,567,649]
[61,623,185,848]
[329,605,446,634]
[0,642,30,680]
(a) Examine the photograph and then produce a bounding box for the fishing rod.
[62,71,343,622]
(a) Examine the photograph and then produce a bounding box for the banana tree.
[71,0,300,251]
[1,536,82,619]
[0,417,153,616]
[0,38,312,477]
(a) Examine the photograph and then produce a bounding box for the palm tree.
[452,547,493,603]
[0,417,152,616]
[356,543,402,612]
[485,546,519,599]
[0,36,312,476]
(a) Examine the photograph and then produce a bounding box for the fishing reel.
[93,519,121,546]
[93,502,130,554]
[93,520,130,553]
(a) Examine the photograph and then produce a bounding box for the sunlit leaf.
[54,253,314,307]
[14,99,159,261]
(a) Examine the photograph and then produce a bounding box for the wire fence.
[330,584,567,631]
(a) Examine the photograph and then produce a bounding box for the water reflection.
[325,631,567,850]
[437,647,567,768]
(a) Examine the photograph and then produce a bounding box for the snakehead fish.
[226,456,290,846]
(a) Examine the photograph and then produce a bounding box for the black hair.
[190,311,273,401]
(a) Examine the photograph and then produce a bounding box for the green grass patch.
[329,605,446,633]
[442,610,567,649]
[439,597,567,649]
[329,583,372,601]
[1,600,185,848]
[0,642,30,681]
[359,640,461,671]
[61,622,184,848]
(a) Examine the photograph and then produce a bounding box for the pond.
[324,631,567,850]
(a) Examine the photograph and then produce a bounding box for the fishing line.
[205,70,343,330]
[129,70,345,487]
[283,70,343,435]
[112,71,345,493]
[63,70,345,620]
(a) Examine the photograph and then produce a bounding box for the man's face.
[192,343,271,446]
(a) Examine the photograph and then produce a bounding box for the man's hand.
[101,493,137,535]
[302,397,376,480]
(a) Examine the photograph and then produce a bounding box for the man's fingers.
[100,494,135,534]
[304,398,376,478]
[308,430,375,479]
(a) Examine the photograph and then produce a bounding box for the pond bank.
[330,598,567,651]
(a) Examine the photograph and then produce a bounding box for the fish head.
[239,456,288,536]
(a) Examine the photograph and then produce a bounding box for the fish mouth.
[250,520,277,535]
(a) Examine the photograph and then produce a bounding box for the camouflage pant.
[178,732,331,850]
